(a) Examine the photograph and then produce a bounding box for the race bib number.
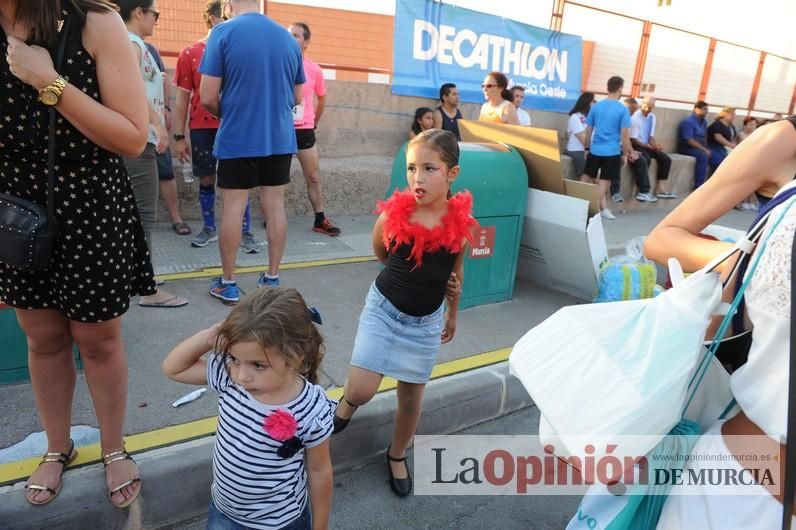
[292,102,305,122]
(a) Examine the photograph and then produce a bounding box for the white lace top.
[731,180,796,443]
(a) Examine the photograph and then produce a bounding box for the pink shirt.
[293,58,326,130]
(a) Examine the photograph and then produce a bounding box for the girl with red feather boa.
[332,129,477,497]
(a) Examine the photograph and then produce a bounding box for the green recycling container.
[0,303,82,384]
[387,142,528,309]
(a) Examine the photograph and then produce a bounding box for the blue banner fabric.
[393,0,583,113]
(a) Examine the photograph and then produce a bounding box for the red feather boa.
[376,189,477,268]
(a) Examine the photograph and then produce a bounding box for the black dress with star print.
[0,9,156,322]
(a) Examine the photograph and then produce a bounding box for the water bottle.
[178,164,195,184]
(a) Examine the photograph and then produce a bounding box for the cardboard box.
[518,189,608,300]
[459,120,607,300]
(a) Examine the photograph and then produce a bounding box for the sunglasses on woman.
[142,8,160,21]
[481,83,497,89]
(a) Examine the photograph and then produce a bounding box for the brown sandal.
[172,222,192,235]
[103,448,141,508]
[25,439,78,506]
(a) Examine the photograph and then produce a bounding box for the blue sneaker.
[209,277,240,304]
[257,273,280,288]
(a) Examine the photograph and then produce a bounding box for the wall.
[149,1,392,82]
[267,3,392,83]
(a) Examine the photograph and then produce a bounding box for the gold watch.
[38,75,68,106]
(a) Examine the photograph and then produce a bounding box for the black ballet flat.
[332,396,358,434]
[386,445,412,497]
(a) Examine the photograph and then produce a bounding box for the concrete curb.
[0,361,533,529]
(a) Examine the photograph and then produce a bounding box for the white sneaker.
[601,208,616,220]
[611,193,624,203]
[636,192,659,202]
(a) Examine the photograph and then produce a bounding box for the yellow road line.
[157,256,377,282]
[0,347,510,485]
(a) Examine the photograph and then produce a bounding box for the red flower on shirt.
[263,409,298,442]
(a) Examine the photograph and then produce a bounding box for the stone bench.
[160,155,395,222]
[560,152,696,205]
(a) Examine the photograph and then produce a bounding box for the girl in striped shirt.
[163,287,334,530]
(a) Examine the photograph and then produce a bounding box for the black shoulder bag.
[0,17,71,271]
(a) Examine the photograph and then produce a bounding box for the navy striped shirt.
[207,354,335,529]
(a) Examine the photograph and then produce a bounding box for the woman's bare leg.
[16,309,75,504]
[71,318,138,505]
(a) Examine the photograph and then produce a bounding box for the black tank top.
[375,242,458,316]
[437,105,462,141]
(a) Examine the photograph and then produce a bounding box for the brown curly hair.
[215,287,325,384]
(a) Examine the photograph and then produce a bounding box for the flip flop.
[139,295,188,308]
[172,222,192,235]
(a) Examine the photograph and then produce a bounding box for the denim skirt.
[350,283,444,384]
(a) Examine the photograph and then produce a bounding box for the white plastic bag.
[509,261,723,460]
[538,355,736,460]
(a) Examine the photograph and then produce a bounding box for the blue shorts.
[207,498,311,530]
[190,128,218,178]
[156,149,175,181]
[350,283,444,384]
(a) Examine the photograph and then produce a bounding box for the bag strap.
[699,206,777,284]
[46,16,71,232]
[782,222,796,530]
[683,197,796,414]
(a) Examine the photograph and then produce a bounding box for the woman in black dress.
[2,0,153,508]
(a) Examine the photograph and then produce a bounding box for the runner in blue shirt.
[199,0,305,304]
[581,76,637,220]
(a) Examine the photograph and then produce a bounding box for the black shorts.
[155,149,175,181]
[295,128,316,150]
[190,128,218,178]
[217,155,292,189]
[583,154,621,181]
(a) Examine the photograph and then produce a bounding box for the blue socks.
[199,185,252,234]
[199,185,215,231]
[242,202,251,234]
